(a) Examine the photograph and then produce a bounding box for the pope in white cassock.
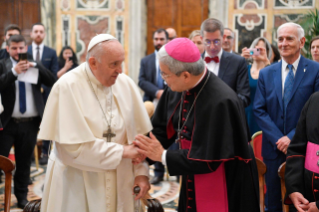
[38,34,152,212]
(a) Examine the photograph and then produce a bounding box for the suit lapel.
[150,53,156,84]
[41,46,47,63]
[5,58,16,92]
[288,56,307,104]
[218,51,229,79]
[274,61,283,112]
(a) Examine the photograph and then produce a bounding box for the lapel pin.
[304,69,306,72]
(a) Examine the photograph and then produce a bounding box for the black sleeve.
[0,62,17,92]
[151,88,176,149]
[285,94,311,198]
[166,149,221,176]
[236,57,250,108]
[36,62,57,87]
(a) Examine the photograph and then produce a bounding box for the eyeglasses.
[160,71,184,79]
[225,36,233,40]
[160,71,173,79]
[204,39,221,47]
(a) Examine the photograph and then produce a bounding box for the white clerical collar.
[188,68,207,90]
[85,62,103,86]
[204,48,223,60]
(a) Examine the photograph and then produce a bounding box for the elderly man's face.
[277,25,305,61]
[202,30,223,57]
[222,29,234,52]
[90,41,124,87]
[159,62,187,92]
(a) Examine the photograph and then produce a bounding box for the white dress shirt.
[204,49,223,76]
[281,55,300,95]
[11,57,39,118]
[32,42,44,61]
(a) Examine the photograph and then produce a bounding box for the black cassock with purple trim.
[151,70,259,212]
[285,92,319,211]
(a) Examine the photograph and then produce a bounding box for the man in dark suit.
[138,28,169,184]
[201,18,250,107]
[138,28,168,102]
[254,22,319,212]
[0,34,56,208]
[0,24,21,60]
[28,23,58,165]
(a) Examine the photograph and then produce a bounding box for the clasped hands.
[290,192,319,212]
[123,132,164,164]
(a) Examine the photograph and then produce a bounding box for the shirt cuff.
[31,62,37,67]
[161,150,167,166]
[11,67,18,76]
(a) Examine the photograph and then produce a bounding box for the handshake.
[122,132,164,165]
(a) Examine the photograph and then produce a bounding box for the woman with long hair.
[57,46,78,78]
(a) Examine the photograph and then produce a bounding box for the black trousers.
[0,117,39,202]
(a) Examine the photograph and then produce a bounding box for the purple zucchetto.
[165,38,201,63]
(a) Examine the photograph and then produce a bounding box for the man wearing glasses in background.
[222,28,239,55]
[201,18,250,108]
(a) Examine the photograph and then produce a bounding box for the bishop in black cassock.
[285,91,319,212]
[134,38,259,212]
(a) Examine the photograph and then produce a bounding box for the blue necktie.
[283,64,295,110]
[19,81,26,113]
[157,66,164,89]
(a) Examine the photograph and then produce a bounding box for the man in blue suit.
[254,22,319,212]
[28,23,58,165]
[138,28,168,102]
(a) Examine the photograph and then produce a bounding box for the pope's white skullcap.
[87,34,117,52]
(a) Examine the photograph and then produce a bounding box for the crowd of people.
[1,17,319,212]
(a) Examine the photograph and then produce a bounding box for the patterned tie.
[19,81,26,113]
[36,46,40,62]
[204,56,219,63]
[157,66,164,89]
[283,64,295,110]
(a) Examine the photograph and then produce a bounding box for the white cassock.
[38,63,152,212]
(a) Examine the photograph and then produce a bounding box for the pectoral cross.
[103,126,116,142]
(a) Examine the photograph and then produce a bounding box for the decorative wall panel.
[76,16,109,61]
[76,0,109,10]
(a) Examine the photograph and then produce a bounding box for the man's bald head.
[166,28,177,41]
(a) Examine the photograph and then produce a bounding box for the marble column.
[209,0,229,26]
[128,0,147,84]
[41,0,56,49]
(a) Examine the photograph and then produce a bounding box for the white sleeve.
[55,139,124,172]
[161,150,167,166]
[134,161,149,178]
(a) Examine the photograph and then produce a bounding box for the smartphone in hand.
[18,53,28,62]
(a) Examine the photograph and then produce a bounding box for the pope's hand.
[289,192,309,212]
[133,132,164,162]
[133,175,150,200]
[122,144,142,159]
